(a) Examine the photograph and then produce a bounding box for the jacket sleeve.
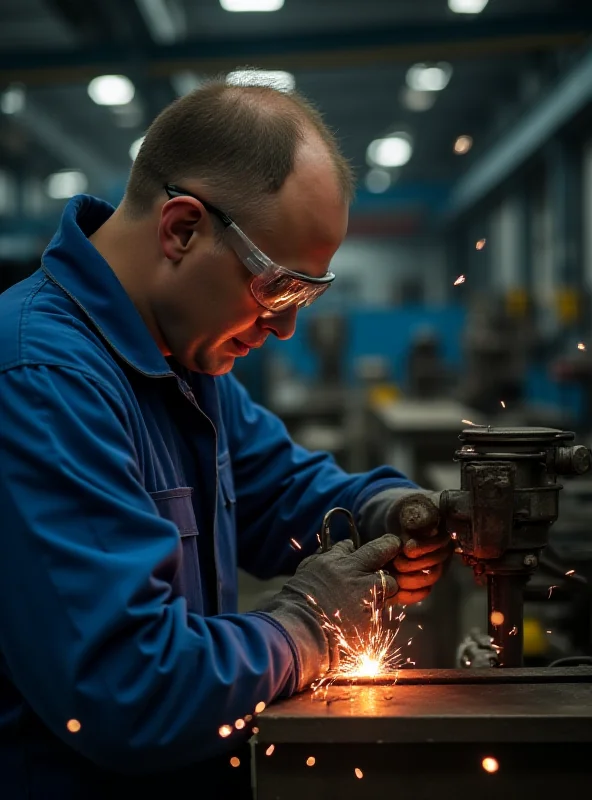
[0,365,298,774]
[217,373,417,578]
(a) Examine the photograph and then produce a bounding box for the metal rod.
[487,574,527,667]
[321,507,361,552]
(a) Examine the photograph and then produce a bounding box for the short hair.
[123,75,355,224]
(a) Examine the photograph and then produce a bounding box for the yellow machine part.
[522,617,550,657]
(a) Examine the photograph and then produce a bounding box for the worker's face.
[152,144,349,375]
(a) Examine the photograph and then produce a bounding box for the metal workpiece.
[255,669,592,800]
[438,426,591,666]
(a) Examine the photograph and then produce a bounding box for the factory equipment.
[254,426,592,799]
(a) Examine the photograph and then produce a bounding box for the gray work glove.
[358,488,453,605]
[259,535,401,690]
[457,629,498,668]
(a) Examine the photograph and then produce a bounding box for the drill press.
[441,426,591,667]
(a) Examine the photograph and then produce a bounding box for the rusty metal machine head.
[440,427,591,667]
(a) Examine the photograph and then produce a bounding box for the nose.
[259,305,298,340]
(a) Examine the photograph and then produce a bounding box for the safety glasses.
[164,184,335,313]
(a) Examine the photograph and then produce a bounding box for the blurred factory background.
[2,0,592,668]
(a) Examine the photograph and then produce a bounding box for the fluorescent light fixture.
[87,75,135,106]
[448,0,489,13]
[45,170,88,200]
[226,69,295,92]
[399,87,436,112]
[365,169,391,194]
[220,0,284,10]
[406,63,452,92]
[454,135,473,154]
[129,136,145,161]
[0,84,25,115]
[366,135,413,169]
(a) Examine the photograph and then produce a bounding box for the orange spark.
[500,400,506,408]
[476,238,487,250]
[451,532,457,540]
[235,719,245,730]
[565,569,575,576]
[454,274,466,286]
[266,745,275,756]
[218,724,232,738]
[462,419,476,426]
[547,630,552,634]
[252,727,259,734]
[418,624,423,630]
[482,756,499,773]
[355,767,364,779]
[306,756,316,767]
[578,343,586,351]
[490,611,504,626]
[230,756,240,768]
[66,719,81,733]
[407,639,413,646]
[290,538,302,550]
[509,627,518,636]
[255,701,266,714]
[548,585,559,598]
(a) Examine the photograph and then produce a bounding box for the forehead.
[250,142,350,275]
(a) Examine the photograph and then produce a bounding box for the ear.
[158,197,209,262]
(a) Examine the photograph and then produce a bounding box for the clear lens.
[251,271,331,312]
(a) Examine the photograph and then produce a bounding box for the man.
[0,80,451,797]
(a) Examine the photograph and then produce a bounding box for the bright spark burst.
[454,274,466,286]
[313,581,402,681]
[66,719,81,733]
[509,627,518,636]
[219,724,232,738]
[500,400,506,408]
[476,238,487,250]
[306,756,316,767]
[565,569,575,576]
[266,745,275,756]
[235,719,245,730]
[355,767,364,779]
[548,585,559,599]
[230,756,240,768]
[255,701,266,714]
[462,419,476,426]
[290,538,302,550]
[252,727,259,734]
[578,343,586,351]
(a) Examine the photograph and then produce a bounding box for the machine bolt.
[523,554,538,568]
[555,445,591,475]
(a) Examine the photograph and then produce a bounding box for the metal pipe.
[488,574,528,667]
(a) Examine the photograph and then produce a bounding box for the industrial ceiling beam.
[446,45,592,219]
[3,13,591,86]
[18,101,119,193]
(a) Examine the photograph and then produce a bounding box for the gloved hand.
[358,488,453,605]
[259,534,401,690]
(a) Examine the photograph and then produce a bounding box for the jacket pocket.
[149,487,202,613]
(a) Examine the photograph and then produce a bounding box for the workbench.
[254,667,592,800]
[371,398,480,483]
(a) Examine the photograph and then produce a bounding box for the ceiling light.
[0,84,25,115]
[226,69,295,92]
[87,75,135,106]
[220,0,284,10]
[448,0,489,13]
[399,87,436,112]
[365,169,391,194]
[45,170,88,200]
[129,136,145,161]
[406,63,452,92]
[454,135,473,154]
[366,135,413,169]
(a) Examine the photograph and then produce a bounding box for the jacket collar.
[42,194,174,378]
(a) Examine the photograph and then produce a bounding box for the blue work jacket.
[0,195,414,797]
